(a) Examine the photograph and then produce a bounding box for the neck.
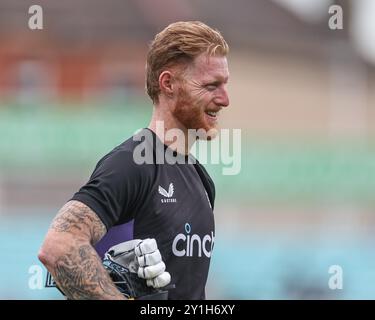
[148,106,195,155]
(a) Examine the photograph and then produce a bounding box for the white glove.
[134,238,171,288]
[104,238,171,289]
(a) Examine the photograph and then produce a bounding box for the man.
[39,21,230,300]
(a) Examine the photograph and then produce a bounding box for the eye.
[205,84,218,91]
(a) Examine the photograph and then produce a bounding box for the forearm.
[39,200,125,300]
[46,239,126,300]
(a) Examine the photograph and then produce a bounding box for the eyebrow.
[204,81,221,86]
[203,76,229,86]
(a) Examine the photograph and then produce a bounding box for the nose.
[215,86,230,108]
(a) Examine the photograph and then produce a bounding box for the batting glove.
[104,238,171,289]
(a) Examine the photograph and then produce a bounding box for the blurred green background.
[1,0,375,299]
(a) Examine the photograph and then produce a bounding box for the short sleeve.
[71,150,150,230]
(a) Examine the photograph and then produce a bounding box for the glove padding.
[104,238,171,289]
[134,238,171,288]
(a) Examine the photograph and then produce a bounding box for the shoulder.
[100,129,156,167]
[92,132,156,183]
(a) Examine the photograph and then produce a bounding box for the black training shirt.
[71,128,216,300]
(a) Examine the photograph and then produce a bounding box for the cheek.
[184,84,210,104]
[177,88,204,112]
[176,87,191,105]
[193,89,211,105]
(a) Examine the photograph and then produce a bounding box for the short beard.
[172,87,218,140]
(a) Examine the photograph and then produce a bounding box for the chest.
[134,164,215,242]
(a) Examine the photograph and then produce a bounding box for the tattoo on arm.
[47,201,124,299]
[50,200,106,245]
[54,243,124,300]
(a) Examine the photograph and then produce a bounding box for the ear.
[159,70,174,98]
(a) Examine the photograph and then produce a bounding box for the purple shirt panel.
[95,220,134,258]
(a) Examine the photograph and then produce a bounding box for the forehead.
[187,54,229,81]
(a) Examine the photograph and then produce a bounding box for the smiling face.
[171,53,230,139]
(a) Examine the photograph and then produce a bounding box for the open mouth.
[205,110,219,119]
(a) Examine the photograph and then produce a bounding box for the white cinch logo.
[172,223,214,258]
[159,183,177,203]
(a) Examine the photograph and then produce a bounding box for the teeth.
[206,111,217,116]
